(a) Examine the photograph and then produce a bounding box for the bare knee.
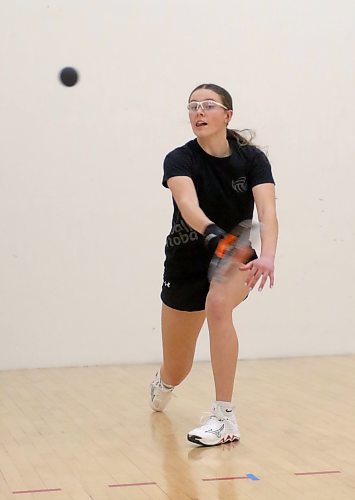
[205,290,231,324]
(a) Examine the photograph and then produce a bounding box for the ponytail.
[227,128,256,147]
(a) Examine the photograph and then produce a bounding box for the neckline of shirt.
[194,138,235,161]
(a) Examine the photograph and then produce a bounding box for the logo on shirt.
[232,176,248,193]
[167,217,199,247]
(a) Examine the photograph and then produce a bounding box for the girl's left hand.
[239,256,275,292]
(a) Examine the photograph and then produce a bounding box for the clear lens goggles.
[187,100,228,113]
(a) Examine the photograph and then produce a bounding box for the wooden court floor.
[0,355,355,499]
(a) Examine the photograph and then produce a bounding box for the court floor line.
[10,470,343,495]
[294,470,341,476]
[108,481,157,488]
[203,473,260,482]
[12,488,62,495]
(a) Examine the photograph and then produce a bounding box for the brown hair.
[189,83,255,147]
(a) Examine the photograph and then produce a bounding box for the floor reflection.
[150,411,244,499]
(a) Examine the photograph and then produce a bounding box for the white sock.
[214,400,235,417]
[158,370,174,390]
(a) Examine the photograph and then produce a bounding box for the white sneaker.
[150,371,174,412]
[187,404,240,446]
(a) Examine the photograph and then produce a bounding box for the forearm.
[259,211,278,259]
[177,199,212,234]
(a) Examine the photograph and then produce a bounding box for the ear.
[225,110,233,125]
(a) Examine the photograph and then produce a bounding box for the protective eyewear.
[187,100,228,112]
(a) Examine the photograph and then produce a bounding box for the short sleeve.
[162,147,193,188]
[247,148,275,188]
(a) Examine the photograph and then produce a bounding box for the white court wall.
[0,0,354,370]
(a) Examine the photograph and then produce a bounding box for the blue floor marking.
[246,473,260,481]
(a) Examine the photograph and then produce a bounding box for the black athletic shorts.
[161,249,258,312]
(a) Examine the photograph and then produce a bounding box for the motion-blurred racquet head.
[208,219,256,282]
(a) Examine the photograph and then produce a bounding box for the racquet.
[208,219,258,282]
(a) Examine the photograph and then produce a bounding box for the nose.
[197,104,205,114]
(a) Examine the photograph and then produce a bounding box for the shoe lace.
[199,412,221,425]
[156,391,176,401]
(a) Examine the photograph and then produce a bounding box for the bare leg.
[205,268,251,401]
[160,304,206,387]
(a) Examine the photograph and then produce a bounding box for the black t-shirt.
[162,138,275,278]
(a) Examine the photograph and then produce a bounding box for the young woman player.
[150,83,278,446]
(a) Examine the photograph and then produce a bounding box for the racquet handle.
[215,234,237,259]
